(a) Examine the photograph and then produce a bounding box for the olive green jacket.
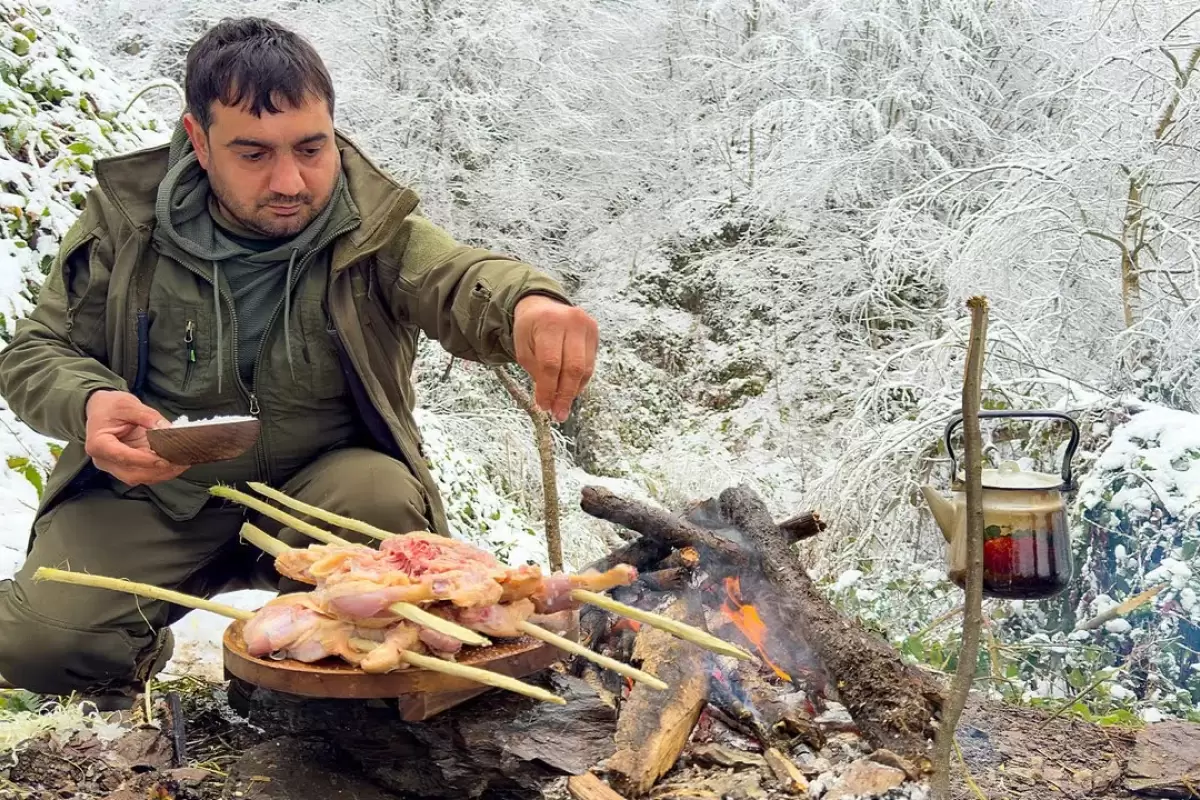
[0,131,571,538]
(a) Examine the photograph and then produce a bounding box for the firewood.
[580,486,746,564]
[718,486,942,769]
[638,566,689,592]
[763,747,809,795]
[568,773,629,800]
[777,511,825,543]
[604,592,710,796]
[659,547,700,570]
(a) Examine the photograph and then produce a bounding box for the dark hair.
[184,16,335,129]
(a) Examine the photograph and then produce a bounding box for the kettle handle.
[944,410,1081,490]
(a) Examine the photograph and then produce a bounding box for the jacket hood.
[93,119,421,269]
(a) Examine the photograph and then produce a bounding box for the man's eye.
[300,147,321,157]
[241,152,265,162]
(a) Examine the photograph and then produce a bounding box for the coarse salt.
[170,414,256,428]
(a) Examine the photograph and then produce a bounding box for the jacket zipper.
[157,215,360,483]
[244,218,361,484]
[181,319,196,391]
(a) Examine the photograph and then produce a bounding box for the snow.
[169,414,257,428]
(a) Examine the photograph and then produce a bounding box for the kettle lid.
[961,460,1065,490]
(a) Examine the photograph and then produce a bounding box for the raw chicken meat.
[242,530,637,675]
[272,534,638,615]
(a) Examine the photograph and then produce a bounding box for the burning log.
[638,567,691,592]
[718,487,942,767]
[602,591,711,797]
[579,484,944,769]
[660,547,700,570]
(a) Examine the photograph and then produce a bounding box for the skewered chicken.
[275,534,638,615]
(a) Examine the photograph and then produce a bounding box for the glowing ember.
[720,577,792,681]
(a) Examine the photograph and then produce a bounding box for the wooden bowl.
[147,418,261,464]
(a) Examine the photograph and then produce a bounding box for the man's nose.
[269,155,305,197]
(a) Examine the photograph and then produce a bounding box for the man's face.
[183,94,339,238]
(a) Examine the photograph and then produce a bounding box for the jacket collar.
[93,127,420,269]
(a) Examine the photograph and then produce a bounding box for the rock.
[823,758,907,800]
[688,744,766,770]
[815,703,856,733]
[794,754,832,778]
[225,736,401,799]
[168,767,217,783]
[1125,720,1200,797]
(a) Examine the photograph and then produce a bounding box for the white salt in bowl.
[146,414,261,465]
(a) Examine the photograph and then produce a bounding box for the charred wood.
[718,485,943,769]
[777,511,825,543]
[638,567,690,592]
[660,547,700,571]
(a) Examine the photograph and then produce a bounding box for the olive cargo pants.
[0,447,432,696]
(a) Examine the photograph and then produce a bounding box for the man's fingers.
[115,396,170,430]
[552,327,591,422]
[88,433,167,471]
[531,323,564,414]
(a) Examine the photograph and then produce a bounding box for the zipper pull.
[248,394,260,416]
[184,320,196,363]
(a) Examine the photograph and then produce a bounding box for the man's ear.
[182,112,211,169]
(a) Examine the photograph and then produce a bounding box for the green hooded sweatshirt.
[116,124,369,520]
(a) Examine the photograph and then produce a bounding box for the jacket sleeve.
[0,191,128,443]
[378,215,573,363]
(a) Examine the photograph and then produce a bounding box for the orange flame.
[720,576,791,681]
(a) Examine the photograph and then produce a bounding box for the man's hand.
[513,295,599,422]
[85,390,190,486]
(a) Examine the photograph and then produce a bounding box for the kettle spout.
[920,485,956,543]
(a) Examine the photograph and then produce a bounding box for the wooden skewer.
[239,522,290,557]
[238,523,491,648]
[33,566,560,705]
[515,620,668,690]
[347,638,565,705]
[570,589,755,661]
[247,481,397,541]
[211,485,350,546]
[33,567,254,621]
[387,602,491,647]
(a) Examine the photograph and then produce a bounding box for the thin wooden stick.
[346,638,565,705]
[493,366,564,572]
[569,589,754,661]
[247,481,398,541]
[400,650,565,704]
[515,620,668,690]
[210,485,350,546]
[237,523,490,647]
[32,567,254,621]
[240,522,290,558]
[389,602,492,647]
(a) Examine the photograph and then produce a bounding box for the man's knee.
[0,583,164,695]
[281,448,432,540]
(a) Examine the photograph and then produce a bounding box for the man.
[0,16,598,708]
